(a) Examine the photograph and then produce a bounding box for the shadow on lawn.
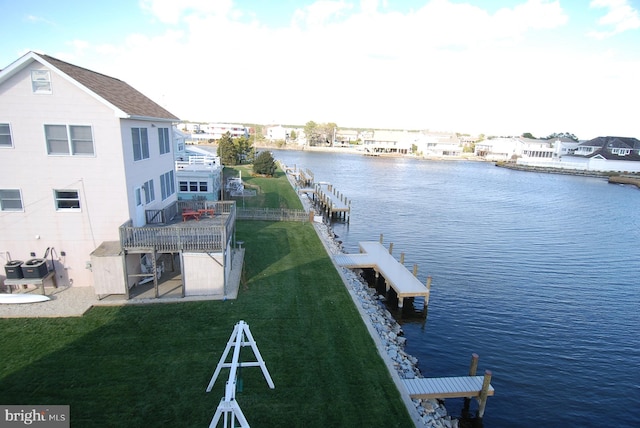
[0,222,414,428]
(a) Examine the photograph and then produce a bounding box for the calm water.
[272,150,640,427]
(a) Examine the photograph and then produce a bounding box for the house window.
[132,128,149,161]
[179,181,208,193]
[0,189,23,211]
[158,128,170,154]
[31,70,52,93]
[54,190,80,210]
[143,179,155,203]
[45,125,95,155]
[0,123,13,148]
[160,170,175,200]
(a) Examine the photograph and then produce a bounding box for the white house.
[557,136,640,172]
[205,123,249,139]
[265,125,288,141]
[475,137,523,161]
[362,130,414,155]
[415,132,462,157]
[175,143,223,201]
[0,52,238,299]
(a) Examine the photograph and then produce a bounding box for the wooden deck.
[403,376,495,400]
[334,241,429,308]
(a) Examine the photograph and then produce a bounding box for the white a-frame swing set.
[206,320,275,428]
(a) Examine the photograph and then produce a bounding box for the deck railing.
[145,201,179,225]
[120,201,236,252]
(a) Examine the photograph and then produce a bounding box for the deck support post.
[398,296,404,308]
[152,249,159,298]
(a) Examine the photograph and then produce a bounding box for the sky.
[1,0,639,140]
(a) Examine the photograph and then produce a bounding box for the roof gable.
[0,51,179,121]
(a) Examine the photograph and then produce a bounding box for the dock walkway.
[402,376,494,400]
[334,241,429,308]
[402,369,494,418]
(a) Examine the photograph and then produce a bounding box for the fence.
[236,207,310,222]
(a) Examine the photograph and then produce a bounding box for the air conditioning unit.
[4,260,24,279]
[21,258,48,279]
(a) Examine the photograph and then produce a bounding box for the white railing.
[175,155,220,172]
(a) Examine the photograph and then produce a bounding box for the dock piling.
[478,370,493,418]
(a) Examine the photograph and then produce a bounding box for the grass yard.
[224,163,303,209]
[0,165,414,426]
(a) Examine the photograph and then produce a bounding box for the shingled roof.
[577,136,640,161]
[0,52,179,121]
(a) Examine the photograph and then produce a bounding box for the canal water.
[271,149,640,428]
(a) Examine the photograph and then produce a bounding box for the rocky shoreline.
[286,169,457,428]
[315,222,457,428]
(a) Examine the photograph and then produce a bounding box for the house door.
[134,186,146,226]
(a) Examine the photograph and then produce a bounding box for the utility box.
[4,260,24,279]
[21,258,48,278]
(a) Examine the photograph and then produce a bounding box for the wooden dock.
[403,354,495,418]
[334,240,430,308]
[403,375,494,399]
[313,182,351,221]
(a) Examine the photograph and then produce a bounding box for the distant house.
[362,130,414,155]
[475,137,522,161]
[415,132,462,157]
[516,137,580,168]
[334,129,360,146]
[0,52,238,299]
[560,136,640,172]
[175,143,222,201]
[265,125,288,141]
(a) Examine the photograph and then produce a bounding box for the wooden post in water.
[400,252,405,264]
[379,234,384,244]
[478,370,492,419]
[464,353,480,415]
[469,353,479,376]
[413,264,418,277]
[388,242,393,255]
[425,276,432,305]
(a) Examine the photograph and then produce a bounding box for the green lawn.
[0,164,414,427]
[224,164,303,209]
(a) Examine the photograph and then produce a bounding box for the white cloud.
[589,0,640,39]
[51,0,638,138]
[140,0,236,24]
